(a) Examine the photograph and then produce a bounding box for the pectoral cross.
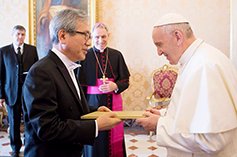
[100,75,108,85]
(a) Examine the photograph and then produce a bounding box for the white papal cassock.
[157,39,237,157]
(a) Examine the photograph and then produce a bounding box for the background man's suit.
[22,51,97,157]
[0,43,38,153]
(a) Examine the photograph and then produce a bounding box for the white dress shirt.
[13,43,24,55]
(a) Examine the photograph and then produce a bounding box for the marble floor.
[0,130,167,157]
[0,131,24,157]
[125,133,167,157]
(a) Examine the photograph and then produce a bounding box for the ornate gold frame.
[28,0,98,46]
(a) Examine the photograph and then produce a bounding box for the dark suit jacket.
[22,50,97,157]
[0,43,38,106]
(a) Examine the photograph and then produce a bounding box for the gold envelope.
[81,111,146,119]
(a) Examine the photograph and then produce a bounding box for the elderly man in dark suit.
[0,25,38,157]
[22,8,122,157]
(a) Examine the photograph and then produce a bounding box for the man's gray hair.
[91,23,109,35]
[161,23,194,38]
[12,25,26,33]
[49,8,88,44]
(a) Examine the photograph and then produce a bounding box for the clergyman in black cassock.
[78,23,130,157]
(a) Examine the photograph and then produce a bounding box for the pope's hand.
[136,112,160,132]
[145,108,161,115]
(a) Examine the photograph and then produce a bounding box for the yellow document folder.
[81,111,146,119]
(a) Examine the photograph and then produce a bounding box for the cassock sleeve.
[113,50,130,94]
[156,115,237,154]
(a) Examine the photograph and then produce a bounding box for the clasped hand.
[136,108,161,132]
[98,81,117,93]
[0,99,5,109]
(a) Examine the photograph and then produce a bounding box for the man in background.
[22,8,122,157]
[78,23,130,157]
[0,25,38,157]
[136,13,237,156]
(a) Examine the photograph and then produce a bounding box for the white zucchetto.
[154,13,189,27]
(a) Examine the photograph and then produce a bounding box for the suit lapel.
[22,44,28,63]
[48,51,89,114]
[10,43,27,62]
[77,77,90,114]
[10,44,17,61]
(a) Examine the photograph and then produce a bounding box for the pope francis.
[136,13,237,157]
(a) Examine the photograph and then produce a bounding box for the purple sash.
[87,79,124,157]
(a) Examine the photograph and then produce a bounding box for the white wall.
[0,0,29,47]
[230,0,237,69]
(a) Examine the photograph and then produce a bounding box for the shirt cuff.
[95,120,98,137]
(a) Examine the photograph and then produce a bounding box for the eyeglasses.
[73,31,92,41]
